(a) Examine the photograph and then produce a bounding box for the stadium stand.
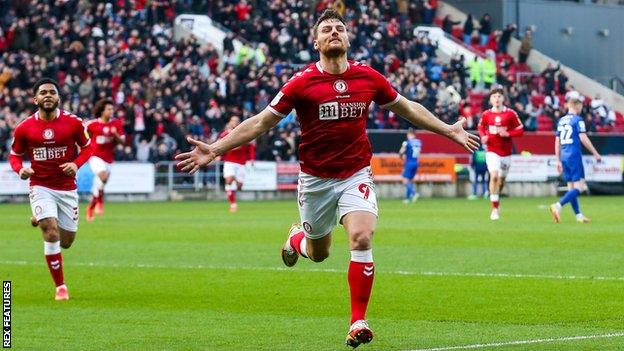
[0,0,622,163]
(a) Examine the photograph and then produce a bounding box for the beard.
[322,40,348,58]
[38,100,59,112]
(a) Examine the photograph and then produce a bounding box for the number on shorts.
[358,184,370,200]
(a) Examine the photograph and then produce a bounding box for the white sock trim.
[350,249,373,263]
[44,241,61,255]
[300,238,308,258]
[490,194,500,202]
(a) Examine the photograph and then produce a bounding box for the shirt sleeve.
[267,78,299,118]
[10,124,26,156]
[578,119,586,133]
[371,69,400,107]
[74,119,91,147]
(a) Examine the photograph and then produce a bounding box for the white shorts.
[298,167,378,240]
[223,162,246,183]
[89,156,112,175]
[485,152,511,177]
[29,185,79,232]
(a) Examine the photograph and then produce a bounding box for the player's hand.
[499,130,510,137]
[595,154,602,163]
[481,135,489,144]
[448,118,481,152]
[111,126,118,135]
[556,161,562,174]
[60,162,78,176]
[175,137,218,174]
[19,167,35,180]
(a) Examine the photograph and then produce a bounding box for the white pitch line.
[407,332,624,351]
[2,260,623,282]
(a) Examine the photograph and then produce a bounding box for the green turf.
[1,196,623,350]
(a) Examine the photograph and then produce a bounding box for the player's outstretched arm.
[387,96,480,152]
[176,108,282,174]
[579,133,601,162]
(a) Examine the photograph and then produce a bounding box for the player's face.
[489,93,504,108]
[314,19,350,57]
[34,83,60,112]
[102,104,114,120]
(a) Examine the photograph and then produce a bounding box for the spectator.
[271,129,292,161]
[519,29,532,64]
[557,69,569,94]
[499,23,516,54]
[463,14,474,45]
[468,57,482,89]
[134,134,157,162]
[442,15,460,34]
[541,62,560,94]
[482,51,497,89]
[478,14,492,46]
[423,1,438,25]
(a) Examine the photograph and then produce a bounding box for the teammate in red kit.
[84,99,125,221]
[176,10,479,348]
[9,78,93,301]
[478,87,524,220]
[219,116,255,212]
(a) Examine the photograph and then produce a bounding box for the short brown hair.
[312,9,346,38]
[488,87,505,99]
[93,98,114,118]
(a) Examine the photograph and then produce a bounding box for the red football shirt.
[219,130,255,165]
[86,118,125,163]
[268,61,399,178]
[478,107,523,156]
[10,109,91,190]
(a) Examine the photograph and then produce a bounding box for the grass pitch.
[1,196,623,350]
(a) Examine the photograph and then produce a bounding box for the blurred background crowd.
[0,0,621,162]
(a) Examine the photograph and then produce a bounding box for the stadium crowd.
[0,0,621,162]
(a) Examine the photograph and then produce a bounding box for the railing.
[154,161,222,194]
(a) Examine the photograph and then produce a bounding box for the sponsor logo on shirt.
[32,146,68,161]
[319,101,367,120]
[270,92,284,106]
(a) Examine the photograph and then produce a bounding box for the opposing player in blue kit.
[399,129,422,203]
[550,93,601,223]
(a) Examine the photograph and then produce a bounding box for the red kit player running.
[478,87,524,220]
[9,78,93,300]
[219,116,255,212]
[85,99,125,221]
[176,10,479,348]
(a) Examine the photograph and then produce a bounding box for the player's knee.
[349,229,373,250]
[41,225,60,241]
[60,241,72,249]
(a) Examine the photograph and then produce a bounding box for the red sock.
[490,194,500,209]
[348,251,375,324]
[288,231,306,257]
[45,253,65,287]
[97,191,104,206]
[88,196,98,210]
[227,190,236,204]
